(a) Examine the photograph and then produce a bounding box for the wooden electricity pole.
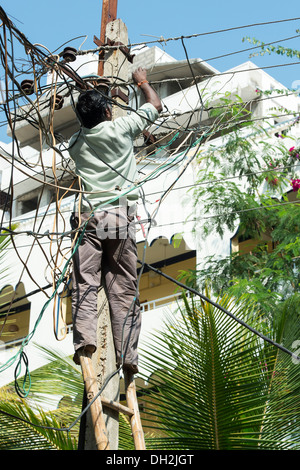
[97,0,118,76]
[94,0,130,120]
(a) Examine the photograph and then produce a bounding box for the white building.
[0,43,299,389]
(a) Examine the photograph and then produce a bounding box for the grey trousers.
[71,206,141,368]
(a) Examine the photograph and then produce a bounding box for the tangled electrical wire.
[0,6,208,426]
[0,5,300,441]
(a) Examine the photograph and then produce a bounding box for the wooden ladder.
[78,350,146,450]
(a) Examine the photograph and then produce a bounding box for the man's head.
[76,90,112,129]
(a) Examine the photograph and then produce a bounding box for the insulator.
[95,77,111,96]
[50,94,64,110]
[61,47,77,62]
[21,79,34,95]
[84,76,111,95]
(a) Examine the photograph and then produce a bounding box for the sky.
[0,0,300,143]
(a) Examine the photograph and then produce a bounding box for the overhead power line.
[79,16,300,53]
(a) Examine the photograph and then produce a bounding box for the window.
[16,188,41,217]
[21,195,39,214]
[137,237,196,309]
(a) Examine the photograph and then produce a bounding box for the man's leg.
[101,208,141,372]
[71,213,102,363]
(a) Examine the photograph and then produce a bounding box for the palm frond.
[0,389,76,450]
[139,291,300,450]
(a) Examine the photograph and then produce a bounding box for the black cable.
[181,36,204,121]
[14,351,30,398]
[81,17,300,52]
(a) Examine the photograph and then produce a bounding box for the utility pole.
[94,0,131,120]
[97,0,118,76]
[78,0,132,450]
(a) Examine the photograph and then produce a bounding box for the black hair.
[76,90,110,129]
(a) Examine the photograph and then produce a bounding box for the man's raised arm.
[132,67,162,113]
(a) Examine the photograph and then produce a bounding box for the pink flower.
[291,179,300,192]
[288,146,300,158]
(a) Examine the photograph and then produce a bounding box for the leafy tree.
[189,97,300,313]
[242,34,300,61]
[188,33,300,313]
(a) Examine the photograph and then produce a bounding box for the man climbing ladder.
[69,67,162,374]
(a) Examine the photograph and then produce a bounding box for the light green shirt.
[68,103,159,211]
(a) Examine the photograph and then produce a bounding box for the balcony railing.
[140,291,191,313]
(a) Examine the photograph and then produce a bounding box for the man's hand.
[132,67,162,113]
[132,67,147,86]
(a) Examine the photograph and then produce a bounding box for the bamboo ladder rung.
[100,396,134,417]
